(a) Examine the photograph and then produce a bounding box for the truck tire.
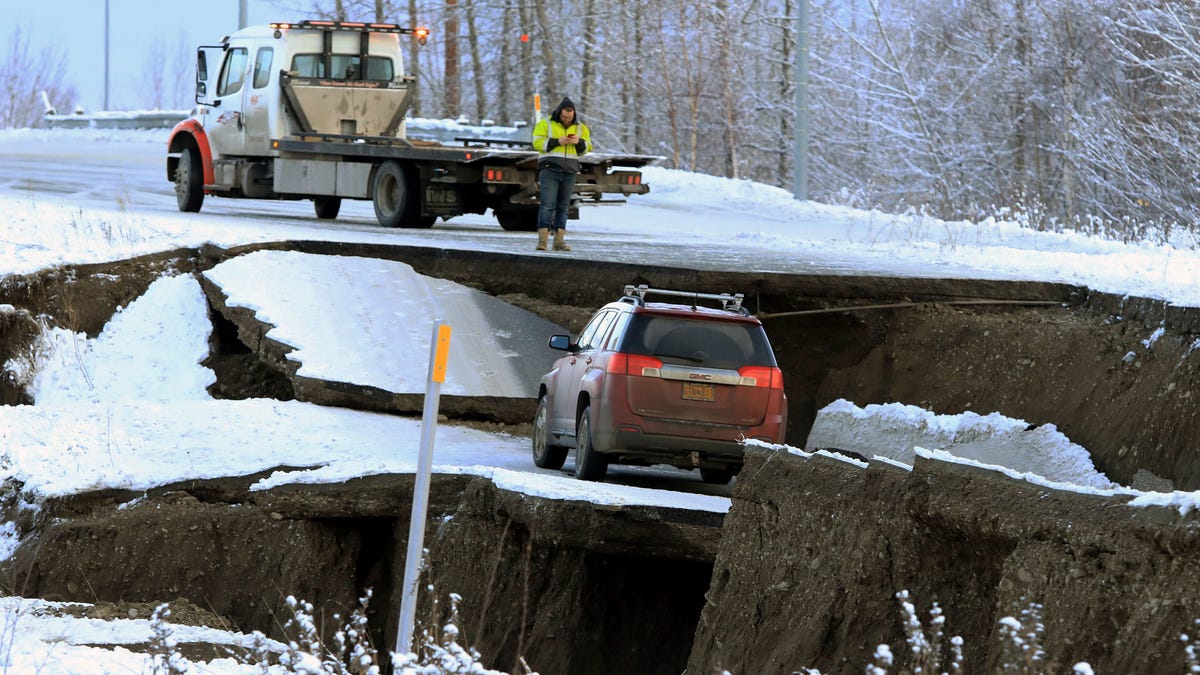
[175,146,204,213]
[700,467,735,485]
[373,161,408,227]
[496,208,539,232]
[313,196,341,219]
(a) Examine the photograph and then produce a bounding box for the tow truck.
[166,20,655,230]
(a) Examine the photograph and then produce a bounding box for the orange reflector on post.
[431,324,452,383]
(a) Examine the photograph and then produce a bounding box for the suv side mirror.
[548,334,573,351]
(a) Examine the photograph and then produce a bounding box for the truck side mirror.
[195,46,223,105]
[548,335,573,351]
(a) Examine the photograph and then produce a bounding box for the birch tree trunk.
[406,0,422,114]
[533,0,561,96]
[464,0,486,121]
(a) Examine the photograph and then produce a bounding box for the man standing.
[532,96,592,251]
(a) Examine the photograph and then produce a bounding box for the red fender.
[167,118,215,188]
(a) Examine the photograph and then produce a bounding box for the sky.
[1,125,1200,671]
[2,0,295,111]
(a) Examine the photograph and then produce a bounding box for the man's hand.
[562,134,579,145]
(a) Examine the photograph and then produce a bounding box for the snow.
[807,400,1118,489]
[201,250,558,396]
[3,126,1200,670]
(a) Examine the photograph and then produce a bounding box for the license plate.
[682,382,715,402]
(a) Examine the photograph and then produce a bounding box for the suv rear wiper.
[653,351,705,363]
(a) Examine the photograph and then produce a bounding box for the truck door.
[206,46,251,157]
[240,47,275,154]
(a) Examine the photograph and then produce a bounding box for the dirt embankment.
[693,447,1200,674]
[4,242,1200,673]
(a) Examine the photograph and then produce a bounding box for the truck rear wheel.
[313,196,341,219]
[373,161,408,227]
[175,146,204,213]
[496,208,539,232]
[373,161,435,228]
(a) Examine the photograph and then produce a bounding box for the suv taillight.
[607,353,663,377]
[738,365,784,389]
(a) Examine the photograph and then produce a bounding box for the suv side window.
[218,48,249,96]
[576,310,616,351]
[603,312,632,350]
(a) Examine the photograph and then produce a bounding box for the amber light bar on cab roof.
[269,20,430,38]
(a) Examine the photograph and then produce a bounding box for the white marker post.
[396,321,452,657]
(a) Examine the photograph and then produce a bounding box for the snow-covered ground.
[2,126,1199,671]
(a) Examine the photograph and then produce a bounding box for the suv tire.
[532,396,568,470]
[574,406,608,481]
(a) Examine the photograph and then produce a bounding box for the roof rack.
[622,284,747,314]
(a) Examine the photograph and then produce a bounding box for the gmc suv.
[532,285,787,482]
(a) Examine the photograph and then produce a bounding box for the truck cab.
[194,22,416,160]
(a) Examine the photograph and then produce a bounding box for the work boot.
[536,228,549,251]
[553,229,571,251]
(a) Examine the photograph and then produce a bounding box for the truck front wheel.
[373,161,408,227]
[175,146,204,213]
[313,196,341,219]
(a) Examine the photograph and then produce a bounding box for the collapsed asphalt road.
[3,241,1200,673]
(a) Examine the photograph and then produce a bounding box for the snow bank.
[807,399,1118,489]
[24,274,215,405]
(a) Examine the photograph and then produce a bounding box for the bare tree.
[140,33,195,110]
[444,0,461,115]
[0,26,78,128]
[464,0,487,121]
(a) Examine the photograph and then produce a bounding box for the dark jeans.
[537,167,576,232]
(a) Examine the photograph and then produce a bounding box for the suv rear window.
[615,314,777,369]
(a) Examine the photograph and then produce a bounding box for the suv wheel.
[532,396,568,470]
[574,406,608,481]
[700,467,735,485]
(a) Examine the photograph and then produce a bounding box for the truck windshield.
[291,54,394,82]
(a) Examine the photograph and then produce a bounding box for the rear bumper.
[592,416,785,470]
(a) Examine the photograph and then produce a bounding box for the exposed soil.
[2,242,1200,673]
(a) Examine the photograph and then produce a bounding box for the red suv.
[532,285,787,482]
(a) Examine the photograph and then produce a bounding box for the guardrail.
[44,111,190,130]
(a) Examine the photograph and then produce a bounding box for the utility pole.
[103,0,110,110]
[239,0,248,29]
[792,0,809,201]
